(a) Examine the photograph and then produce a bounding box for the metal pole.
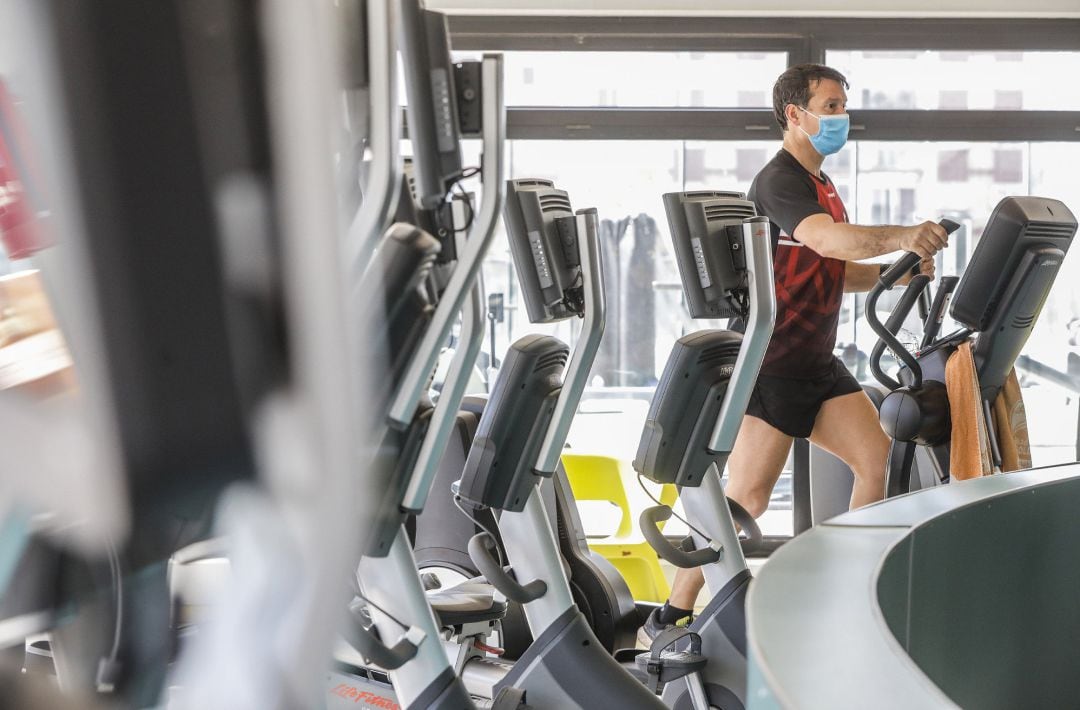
[534,208,606,476]
[344,0,401,275]
[709,216,775,454]
[389,54,505,430]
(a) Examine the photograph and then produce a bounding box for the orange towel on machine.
[945,340,1031,479]
[946,341,991,479]
[992,369,1031,472]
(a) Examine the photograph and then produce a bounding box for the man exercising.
[640,64,948,643]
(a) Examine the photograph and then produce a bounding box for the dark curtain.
[595,216,630,387]
[622,213,658,386]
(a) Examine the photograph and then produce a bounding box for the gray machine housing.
[662,191,756,320]
[456,335,568,513]
[635,330,742,488]
[502,179,585,323]
[361,223,443,558]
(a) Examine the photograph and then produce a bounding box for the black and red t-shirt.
[747,149,848,378]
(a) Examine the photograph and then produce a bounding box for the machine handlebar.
[468,532,548,603]
[640,502,763,568]
[867,219,962,391]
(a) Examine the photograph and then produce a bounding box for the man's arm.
[794,213,947,260]
[843,262,880,293]
[845,257,937,293]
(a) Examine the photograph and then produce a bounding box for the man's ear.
[785,103,801,130]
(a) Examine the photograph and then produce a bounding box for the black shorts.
[746,356,862,439]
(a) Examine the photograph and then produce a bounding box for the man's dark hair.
[772,64,849,131]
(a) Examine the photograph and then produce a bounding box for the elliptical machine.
[631,191,775,710]
[866,197,1077,497]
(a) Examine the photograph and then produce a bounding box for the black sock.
[657,602,692,625]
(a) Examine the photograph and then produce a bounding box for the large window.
[474,139,778,397]
[479,138,1080,529]
[503,52,787,108]
[475,139,683,404]
[828,51,1080,111]
[452,18,1080,539]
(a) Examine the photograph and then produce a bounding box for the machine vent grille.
[412,255,438,288]
[696,342,742,366]
[1024,222,1075,240]
[685,190,746,200]
[534,350,569,373]
[704,203,755,223]
[539,193,573,214]
[518,178,555,189]
[1012,314,1035,329]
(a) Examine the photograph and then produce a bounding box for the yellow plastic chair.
[561,452,677,603]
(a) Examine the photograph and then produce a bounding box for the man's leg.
[807,390,891,509]
[668,567,703,611]
[636,565,705,646]
[724,414,796,518]
[641,414,792,643]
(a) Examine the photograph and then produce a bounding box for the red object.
[473,639,505,656]
[0,77,51,258]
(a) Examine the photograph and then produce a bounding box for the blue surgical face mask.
[798,106,850,156]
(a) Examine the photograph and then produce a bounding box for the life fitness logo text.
[329,683,401,709]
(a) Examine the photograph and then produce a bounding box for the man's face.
[789,78,848,135]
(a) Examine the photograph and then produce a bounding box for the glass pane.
[484,140,683,373]
[837,141,1080,467]
[479,140,683,467]
[1026,143,1080,466]
[476,139,801,535]
[827,50,1080,110]
[682,140,777,192]
[503,52,787,107]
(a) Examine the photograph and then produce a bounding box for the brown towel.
[991,369,1031,472]
[945,341,1031,478]
[946,341,992,479]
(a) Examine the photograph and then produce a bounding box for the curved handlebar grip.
[468,533,547,604]
[915,219,960,327]
[343,612,419,670]
[885,274,932,335]
[879,252,921,288]
[939,218,962,235]
[868,338,898,391]
[920,219,959,322]
[910,261,932,321]
[882,219,960,290]
[639,505,722,569]
[868,253,928,390]
[869,273,931,390]
[727,497,764,554]
[867,219,961,390]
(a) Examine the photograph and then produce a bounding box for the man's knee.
[734,487,772,519]
[850,460,886,488]
[727,416,793,520]
[727,464,785,519]
[847,436,891,483]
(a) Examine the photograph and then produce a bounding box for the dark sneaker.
[637,607,691,648]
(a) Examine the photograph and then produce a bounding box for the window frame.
[448,16,1080,143]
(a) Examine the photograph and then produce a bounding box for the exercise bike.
[630,190,774,710]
